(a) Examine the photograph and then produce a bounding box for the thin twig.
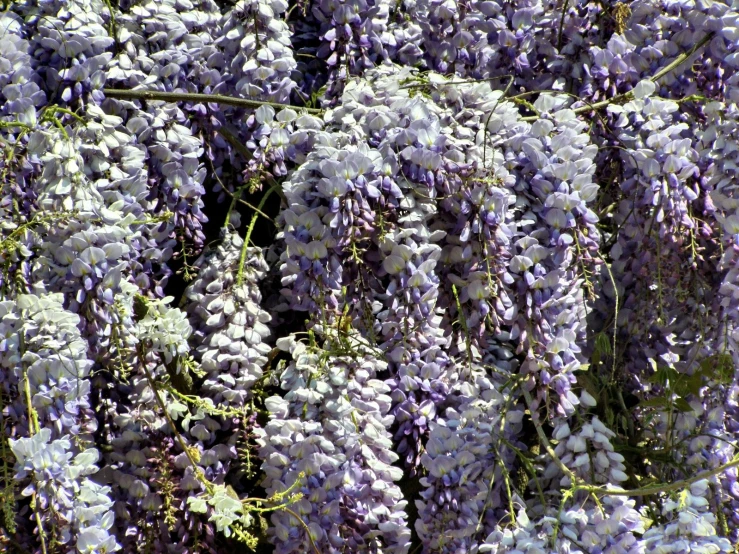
[520,387,577,481]
[102,88,324,115]
[649,32,715,83]
[17,335,47,554]
[521,385,739,499]
[557,0,570,50]
[136,348,315,547]
[216,125,255,161]
[583,456,739,497]
[597,256,619,381]
[483,76,515,166]
[208,154,273,228]
[236,184,280,287]
[215,125,286,202]
[232,194,274,224]
[137,347,206,482]
[280,507,322,554]
[520,32,714,122]
[399,74,515,90]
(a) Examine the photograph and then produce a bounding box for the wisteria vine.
[3,0,739,553]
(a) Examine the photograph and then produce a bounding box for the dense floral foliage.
[2,0,739,552]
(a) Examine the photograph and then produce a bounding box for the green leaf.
[576,371,600,401]
[675,373,703,397]
[647,365,678,386]
[673,397,694,413]
[698,353,734,385]
[225,485,240,501]
[595,332,612,356]
[639,397,669,409]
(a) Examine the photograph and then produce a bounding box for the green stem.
[522,386,739,499]
[399,74,514,90]
[236,184,279,287]
[521,387,577,482]
[579,455,739,497]
[279,507,322,554]
[224,185,248,229]
[0,122,32,130]
[42,105,85,123]
[483,76,515,166]
[649,32,714,83]
[18,335,47,554]
[557,0,570,50]
[598,257,619,382]
[520,32,715,122]
[136,346,210,491]
[215,125,285,201]
[102,88,323,114]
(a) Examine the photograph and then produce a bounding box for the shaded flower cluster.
[185,230,272,406]
[1,294,117,552]
[258,335,410,553]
